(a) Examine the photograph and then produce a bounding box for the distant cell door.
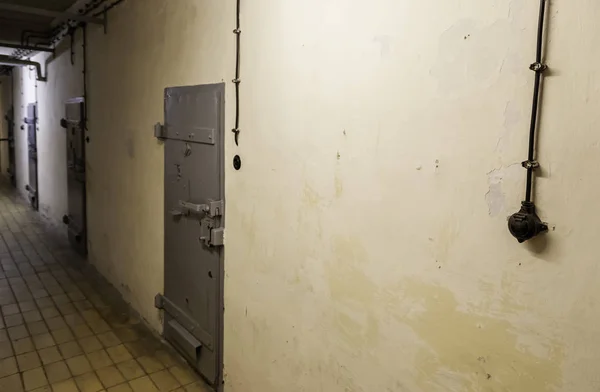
[61,98,87,256]
[2,106,16,187]
[24,103,38,210]
[155,83,225,389]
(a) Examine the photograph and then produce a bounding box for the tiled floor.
[0,183,210,391]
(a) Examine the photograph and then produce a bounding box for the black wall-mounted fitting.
[233,155,241,170]
[508,202,548,243]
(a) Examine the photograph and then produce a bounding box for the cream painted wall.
[225,1,600,391]
[2,37,81,229]
[6,0,600,391]
[84,0,234,332]
[33,35,84,227]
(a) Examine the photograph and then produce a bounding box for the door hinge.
[154,293,164,309]
[154,122,166,140]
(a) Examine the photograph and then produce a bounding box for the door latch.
[199,217,224,247]
[173,199,224,246]
[178,199,223,217]
[178,200,209,214]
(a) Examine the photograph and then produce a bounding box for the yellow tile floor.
[0,184,210,391]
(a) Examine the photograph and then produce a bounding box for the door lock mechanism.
[172,199,224,247]
[199,217,224,247]
[177,199,223,217]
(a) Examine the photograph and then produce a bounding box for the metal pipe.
[0,56,46,82]
[0,42,53,53]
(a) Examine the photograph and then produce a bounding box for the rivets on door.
[233,155,241,170]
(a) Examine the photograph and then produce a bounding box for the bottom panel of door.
[67,170,87,256]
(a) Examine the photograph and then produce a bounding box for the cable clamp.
[233,28,241,34]
[521,160,540,169]
[529,62,548,73]
[232,78,240,84]
[231,128,240,146]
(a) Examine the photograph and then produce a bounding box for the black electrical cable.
[232,0,241,146]
[507,0,549,243]
[82,23,88,133]
[69,28,76,66]
[524,0,548,202]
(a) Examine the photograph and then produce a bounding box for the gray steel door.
[62,98,87,256]
[24,103,38,210]
[156,83,225,389]
[2,106,16,187]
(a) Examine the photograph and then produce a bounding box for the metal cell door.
[61,98,87,256]
[155,83,225,389]
[24,103,38,210]
[2,107,16,187]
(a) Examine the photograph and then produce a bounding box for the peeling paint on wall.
[486,164,521,217]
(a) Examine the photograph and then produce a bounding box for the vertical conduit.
[507,0,550,243]
[231,0,242,171]
[82,23,88,134]
[232,0,241,147]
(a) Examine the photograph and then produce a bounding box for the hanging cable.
[508,0,549,243]
[82,23,89,135]
[232,0,241,146]
[69,27,76,66]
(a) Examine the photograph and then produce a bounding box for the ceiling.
[0,0,94,44]
[0,0,109,76]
